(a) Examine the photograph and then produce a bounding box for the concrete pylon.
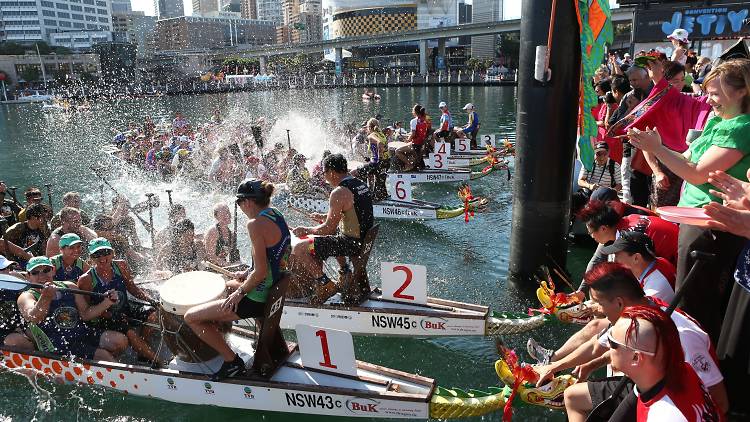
[259,56,267,75]
[419,39,428,76]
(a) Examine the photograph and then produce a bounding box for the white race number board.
[434,141,451,157]
[481,134,496,147]
[296,325,357,376]
[387,176,413,202]
[381,262,427,304]
[430,153,447,169]
[455,138,471,153]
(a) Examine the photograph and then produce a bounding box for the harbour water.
[0,86,585,421]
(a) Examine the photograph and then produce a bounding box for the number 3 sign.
[481,134,496,147]
[381,262,427,304]
[296,325,357,376]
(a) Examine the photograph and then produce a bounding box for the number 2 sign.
[296,325,357,376]
[381,262,427,304]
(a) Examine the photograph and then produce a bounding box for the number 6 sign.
[388,178,412,202]
[296,325,357,376]
[381,262,427,304]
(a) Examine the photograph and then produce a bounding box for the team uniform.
[26,281,102,359]
[50,254,86,282]
[311,176,374,260]
[637,257,676,303]
[87,261,152,333]
[437,111,453,139]
[411,118,429,170]
[235,207,290,319]
[616,215,679,266]
[635,362,722,422]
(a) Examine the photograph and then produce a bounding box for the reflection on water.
[0,86,567,421]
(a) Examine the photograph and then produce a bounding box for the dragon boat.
[287,189,487,221]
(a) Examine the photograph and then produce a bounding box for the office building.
[154,15,274,50]
[256,0,281,24]
[240,0,256,19]
[192,0,219,16]
[471,0,502,59]
[111,11,157,57]
[111,0,131,13]
[153,0,184,18]
[0,0,114,48]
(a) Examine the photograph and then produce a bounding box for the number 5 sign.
[296,325,357,376]
[381,262,427,304]
[388,177,412,202]
[455,138,471,153]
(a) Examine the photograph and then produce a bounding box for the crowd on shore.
[538,30,750,421]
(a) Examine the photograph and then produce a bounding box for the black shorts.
[90,302,154,333]
[236,296,266,319]
[436,130,451,139]
[312,235,363,260]
[588,376,634,408]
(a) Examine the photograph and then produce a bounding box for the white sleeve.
[642,272,675,303]
[613,162,622,185]
[597,326,612,348]
[410,118,417,131]
[646,398,689,422]
[680,329,723,387]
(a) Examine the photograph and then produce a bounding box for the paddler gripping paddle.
[0,273,110,299]
[585,250,714,422]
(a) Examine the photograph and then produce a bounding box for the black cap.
[601,231,656,258]
[591,186,619,202]
[236,179,263,199]
[594,141,609,151]
[323,153,348,173]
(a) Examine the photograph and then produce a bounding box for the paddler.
[78,238,159,363]
[434,101,454,142]
[291,154,374,304]
[14,256,128,360]
[286,153,316,195]
[395,104,428,171]
[184,179,290,380]
[50,233,89,282]
[204,203,240,267]
[4,203,50,258]
[156,219,206,274]
[353,118,390,201]
[454,103,480,147]
[0,255,28,348]
[46,207,97,257]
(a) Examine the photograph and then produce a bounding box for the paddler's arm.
[237,222,269,294]
[45,234,61,257]
[18,288,54,324]
[77,285,118,321]
[0,238,32,262]
[534,331,607,387]
[293,187,346,237]
[119,260,152,302]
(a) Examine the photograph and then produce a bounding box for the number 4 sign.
[434,141,451,157]
[296,325,357,376]
[381,262,427,304]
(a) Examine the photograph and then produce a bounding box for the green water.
[0,86,583,421]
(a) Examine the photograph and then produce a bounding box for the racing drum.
[158,271,230,362]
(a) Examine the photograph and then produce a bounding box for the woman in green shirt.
[628,58,750,341]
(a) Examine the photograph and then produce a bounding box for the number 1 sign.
[296,325,357,376]
[381,262,427,304]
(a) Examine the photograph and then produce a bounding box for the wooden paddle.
[0,274,108,298]
[203,260,236,278]
[585,250,714,421]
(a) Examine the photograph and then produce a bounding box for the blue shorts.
[462,127,476,134]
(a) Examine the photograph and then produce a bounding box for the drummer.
[77,238,160,364]
[184,179,290,380]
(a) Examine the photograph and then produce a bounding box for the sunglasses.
[91,249,113,259]
[595,151,608,157]
[30,267,53,276]
[607,332,656,356]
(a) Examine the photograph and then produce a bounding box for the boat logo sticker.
[243,386,254,399]
[204,382,215,394]
[166,377,176,390]
[420,316,448,331]
[346,398,380,414]
[52,306,80,329]
[269,296,283,317]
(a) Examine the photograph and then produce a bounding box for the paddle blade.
[0,274,32,291]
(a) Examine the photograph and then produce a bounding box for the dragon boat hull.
[0,329,434,419]
[236,288,551,337]
[288,196,473,220]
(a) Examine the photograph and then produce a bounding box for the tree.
[0,42,27,55]
[19,66,40,82]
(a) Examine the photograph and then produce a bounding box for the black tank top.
[338,176,374,239]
